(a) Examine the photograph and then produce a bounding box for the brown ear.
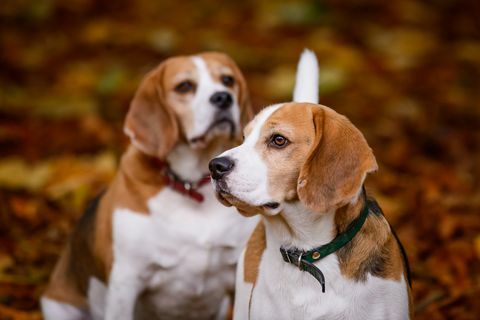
[124,62,179,159]
[297,106,378,213]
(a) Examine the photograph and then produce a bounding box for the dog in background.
[209,50,412,320]
[41,52,259,320]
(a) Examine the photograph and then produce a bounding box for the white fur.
[167,142,212,181]
[232,249,252,320]
[190,57,241,143]
[293,49,319,104]
[88,277,106,320]
[101,184,259,320]
[41,297,90,320]
[217,104,283,214]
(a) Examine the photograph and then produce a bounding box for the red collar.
[151,158,211,203]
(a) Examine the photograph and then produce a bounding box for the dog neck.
[167,139,237,181]
[120,146,166,185]
[263,194,366,252]
[120,139,236,191]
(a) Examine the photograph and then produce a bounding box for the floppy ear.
[297,106,378,213]
[124,62,179,159]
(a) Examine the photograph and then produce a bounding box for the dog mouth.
[214,179,230,196]
[213,181,234,207]
[189,117,236,145]
[262,202,280,210]
[213,180,281,215]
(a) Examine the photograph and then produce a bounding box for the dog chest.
[250,249,409,320]
[134,245,236,319]
[111,186,258,318]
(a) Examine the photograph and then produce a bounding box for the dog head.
[124,52,252,158]
[209,103,377,216]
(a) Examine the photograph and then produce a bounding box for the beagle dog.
[41,52,259,320]
[209,53,412,320]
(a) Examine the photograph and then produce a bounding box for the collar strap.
[151,158,211,203]
[280,199,370,292]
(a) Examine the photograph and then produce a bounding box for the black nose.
[209,157,234,180]
[210,91,233,110]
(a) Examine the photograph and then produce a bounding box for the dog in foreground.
[209,52,412,319]
[41,52,259,320]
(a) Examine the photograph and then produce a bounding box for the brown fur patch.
[43,146,166,305]
[43,246,88,308]
[244,221,266,284]
[221,193,262,217]
[297,105,378,213]
[335,196,405,283]
[124,58,184,159]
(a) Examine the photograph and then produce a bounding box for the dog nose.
[209,157,234,180]
[210,91,233,110]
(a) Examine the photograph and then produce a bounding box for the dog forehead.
[244,104,283,139]
[163,57,196,80]
[200,55,235,82]
[245,103,316,141]
[263,103,316,132]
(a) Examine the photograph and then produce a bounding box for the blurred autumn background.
[1,0,479,319]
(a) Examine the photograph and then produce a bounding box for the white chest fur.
[249,246,409,320]
[96,185,258,320]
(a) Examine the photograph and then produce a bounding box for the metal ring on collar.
[297,252,303,270]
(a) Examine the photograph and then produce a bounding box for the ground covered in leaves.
[1,0,479,319]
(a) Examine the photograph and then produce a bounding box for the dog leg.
[88,277,107,320]
[104,264,145,320]
[233,250,253,320]
[215,295,231,320]
[41,296,91,320]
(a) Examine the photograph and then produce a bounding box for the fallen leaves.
[0,0,479,319]
[0,152,116,201]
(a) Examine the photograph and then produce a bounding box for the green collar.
[280,199,370,292]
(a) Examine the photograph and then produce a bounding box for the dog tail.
[293,49,319,104]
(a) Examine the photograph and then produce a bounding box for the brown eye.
[175,80,195,94]
[221,75,235,87]
[270,134,289,148]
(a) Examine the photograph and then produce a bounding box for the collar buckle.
[280,247,291,263]
[297,252,304,270]
[280,247,305,270]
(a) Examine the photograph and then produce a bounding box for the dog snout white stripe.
[221,104,283,206]
[190,56,240,140]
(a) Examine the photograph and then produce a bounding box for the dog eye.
[270,134,289,148]
[221,75,235,87]
[175,80,195,94]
